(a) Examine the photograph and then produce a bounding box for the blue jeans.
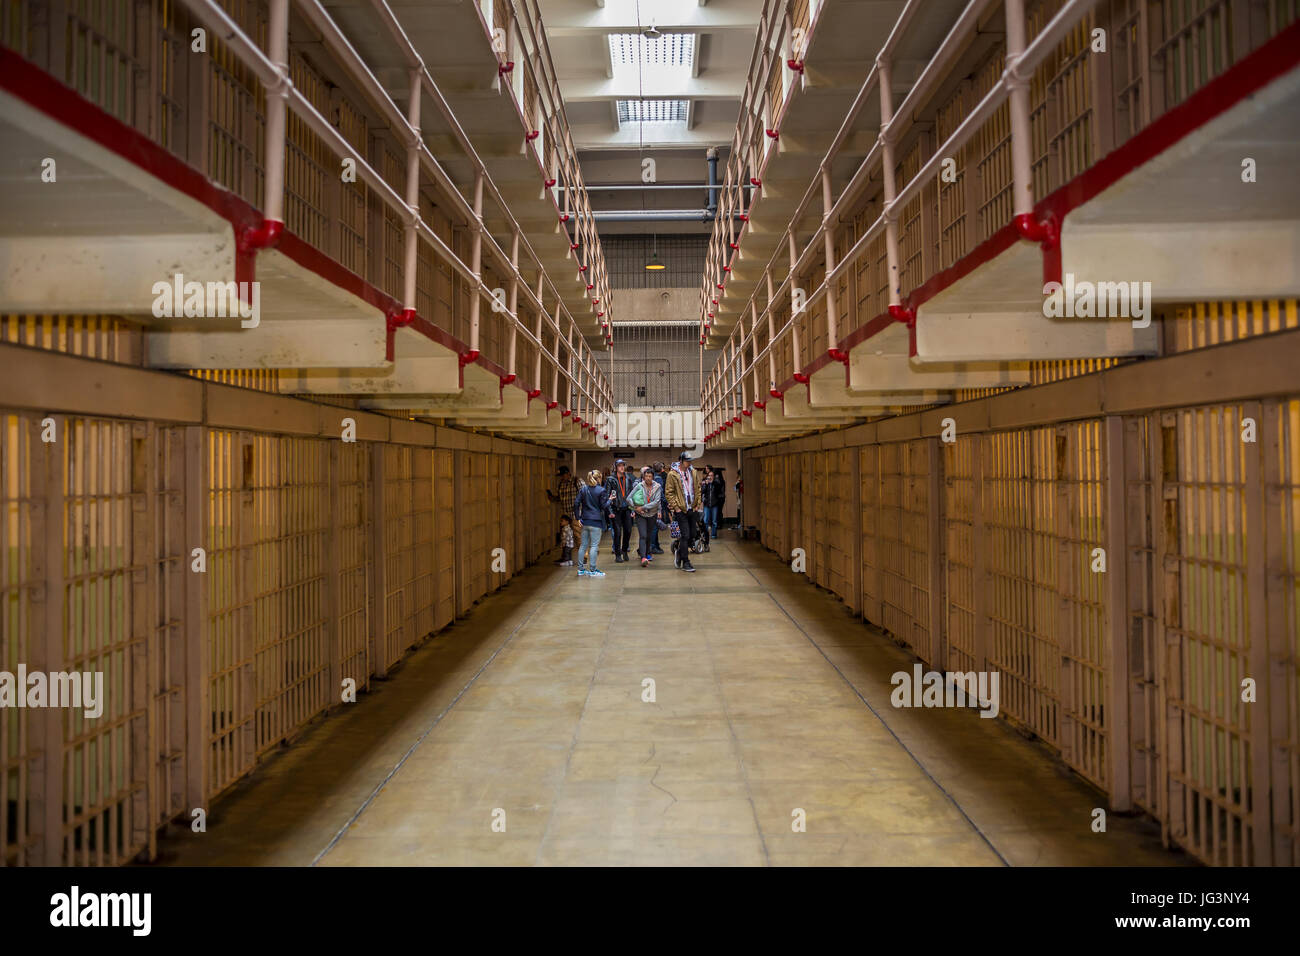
[579,525,603,568]
[703,505,719,537]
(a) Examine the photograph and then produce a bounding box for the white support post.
[262,0,289,227]
[878,56,902,307]
[402,66,422,313]
[1004,0,1036,218]
[468,173,485,352]
[506,230,520,378]
[788,231,803,375]
[821,166,840,350]
[766,270,778,388]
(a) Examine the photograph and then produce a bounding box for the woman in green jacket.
[629,466,663,567]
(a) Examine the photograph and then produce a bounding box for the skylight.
[616,99,689,124]
[608,32,696,72]
[607,31,695,133]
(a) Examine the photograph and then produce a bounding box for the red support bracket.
[753,400,766,411]
[561,408,571,418]
[237,218,284,254]
[559,213,570,222]
[578,264,588,272]
[765,129,779,140]
[729,242,739,250]
[585,283,594,291]
[888,304,916,328]
[500,373,517,386]
[386,307,417,332]
[722,265,731,273]
[769,388,784,400]
[827,347,849,365]
[786,59,804,73]
[498,61,515,76]
[741,408,752,417]
[1013,212,1060,250]
[544,178,556,188]
[749,177,762,187]
[546,400,559,410]
[792,372,810,385]
[527,388,542,400]
[738,214,749,222]
[458,348,480,366]
[732,415,742,424]
[716,282,724,290]
[570,241,579,250]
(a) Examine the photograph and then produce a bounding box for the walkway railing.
[699,0,1297,433]
[3,0,614,423]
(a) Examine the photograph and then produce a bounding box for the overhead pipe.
[592,209,745,222]
[587,182,756,192]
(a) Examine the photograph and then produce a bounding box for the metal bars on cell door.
[0,410,558,865]
[746,394,1300,866]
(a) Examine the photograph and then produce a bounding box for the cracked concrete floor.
[155,538,1188,867]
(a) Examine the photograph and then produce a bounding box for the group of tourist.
[547,457,737,576]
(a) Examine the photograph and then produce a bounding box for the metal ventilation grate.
[608,32,696,69]
[616,99,690,124]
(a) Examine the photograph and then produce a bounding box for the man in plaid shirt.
[547,465,581,546]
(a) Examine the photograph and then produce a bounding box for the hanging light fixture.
[645,234,666,271]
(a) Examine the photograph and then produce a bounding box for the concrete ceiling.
[539,0,762,151]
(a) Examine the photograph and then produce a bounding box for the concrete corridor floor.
[157,538,1187,867]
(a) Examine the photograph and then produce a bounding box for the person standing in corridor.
[665,453,702,572]
[707,466,726,538]
[651,461,668,555]
[735,470,744,529]
[629,465,662,567]
[546,464,580,548]
[604,458,635,563]
[573,469,608,578]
